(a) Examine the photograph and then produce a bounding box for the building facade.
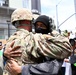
[0,0,15,39]
[0,0,41,39]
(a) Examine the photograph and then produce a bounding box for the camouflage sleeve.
[30,31,72,59]
[6,29,72,60]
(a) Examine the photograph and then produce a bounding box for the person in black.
[70,37,76,75]
[34,15,63,75]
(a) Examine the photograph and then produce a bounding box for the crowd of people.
[0,8,75,75]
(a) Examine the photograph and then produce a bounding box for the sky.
[41,0,76,33]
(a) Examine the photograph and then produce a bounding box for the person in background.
[32,9,40,33]
[0,42,2,50]
[61,30,69,75]
[3,8,72,75]
[0,41,3,75]
[70,37,76,75]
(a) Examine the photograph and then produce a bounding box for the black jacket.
[22,58,63,75]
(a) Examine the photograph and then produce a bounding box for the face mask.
[35,28,49,34]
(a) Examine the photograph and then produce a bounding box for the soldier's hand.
[7,60,21,75]
[4,41,22,59]
[64,58,69,63]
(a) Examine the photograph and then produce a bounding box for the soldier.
[3,8,72,75]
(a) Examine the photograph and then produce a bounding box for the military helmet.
[32,14,40,20]
[32,9,40,20]
[11,8,33,25]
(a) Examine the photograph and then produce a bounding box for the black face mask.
[35,28,49,34]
